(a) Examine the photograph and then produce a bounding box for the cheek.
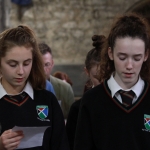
[1,67,13,75]
[45,68,49,73]
[24,65,32,74]
[44,68,50,76]
[1,71,12,81]
[90,68,97,75]
[47,67,52,72]
[113,59,120,68]
[135,61,144,70]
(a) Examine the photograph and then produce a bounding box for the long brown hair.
[0,25,46,90]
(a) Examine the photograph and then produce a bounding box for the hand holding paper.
[0,129,24,150]
[12,126,50,149]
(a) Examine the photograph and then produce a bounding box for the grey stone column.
[0,0,5,32]
[0,0,11,33]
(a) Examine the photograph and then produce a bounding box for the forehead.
[114,37,145,54]
[42,52,53,62]
[4,46,32,60]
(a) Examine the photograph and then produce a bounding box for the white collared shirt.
[107,74,144,104]
[0,82,34,100]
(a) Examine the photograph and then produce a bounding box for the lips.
[123,73,133,78]
[124,73,133,75]
[15,78,24,82]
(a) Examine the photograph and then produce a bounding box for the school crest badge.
[144,114,150,131]
[36,105,48,119]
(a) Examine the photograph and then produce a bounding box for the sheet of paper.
[12,126,50,149]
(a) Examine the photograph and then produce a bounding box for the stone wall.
[9,0,141,96]
[9,0,140,65]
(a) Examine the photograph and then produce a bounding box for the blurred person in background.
[66,35,106,150]
[53,71,73,86]
[45,79,55,95]
[38,43,75,119]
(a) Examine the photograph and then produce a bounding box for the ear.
[84,67,89,76]
[108,47,114,60]
[144,50,149,62]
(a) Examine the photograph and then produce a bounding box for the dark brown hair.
[38,42,52,55]
[84,35,106,92]
[0,25,46,89]
[99,13,150,82]
[53,71,73,86]
[85,35,106,71]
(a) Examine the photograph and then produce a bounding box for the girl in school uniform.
[74,13,150,150]
[0,25,69,150]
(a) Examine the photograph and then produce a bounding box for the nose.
[126,59,133,70]
[17,65,24,75]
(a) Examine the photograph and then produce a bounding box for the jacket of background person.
[50,75,75,119]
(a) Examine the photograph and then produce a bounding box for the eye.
[23,63,30,66]
[118,54,126,60]
[8,63,17,67]
[9,64,17,67]
[23,60,32,66]
[119,56,126,60]
[45,62,51,67]
[134,58,140,61]
[134,56,141,61]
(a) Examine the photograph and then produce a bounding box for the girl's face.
[0,46,33,94]
[108,37,148,89]
[85,64,100,87]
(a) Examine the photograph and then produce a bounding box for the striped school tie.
[119,90,135,107]
[3,92,29,106]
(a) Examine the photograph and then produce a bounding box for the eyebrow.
[118,53,142,56]
[6,59,32,63]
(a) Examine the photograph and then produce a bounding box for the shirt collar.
[107,74,144,98]
[0,81,34,99]
[23,82,34,99]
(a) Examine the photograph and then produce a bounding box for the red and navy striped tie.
[3,92,29,106]
[119,90,135,107]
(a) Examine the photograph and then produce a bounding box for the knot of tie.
[3,92,28,104]
[118,90,135,107]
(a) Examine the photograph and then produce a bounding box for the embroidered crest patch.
[36,105,48,119]
[144,114,150,131]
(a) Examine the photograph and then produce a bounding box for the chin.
[123,78,137,84]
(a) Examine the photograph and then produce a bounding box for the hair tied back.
[18,25,24,29]
[92,35,106,51]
